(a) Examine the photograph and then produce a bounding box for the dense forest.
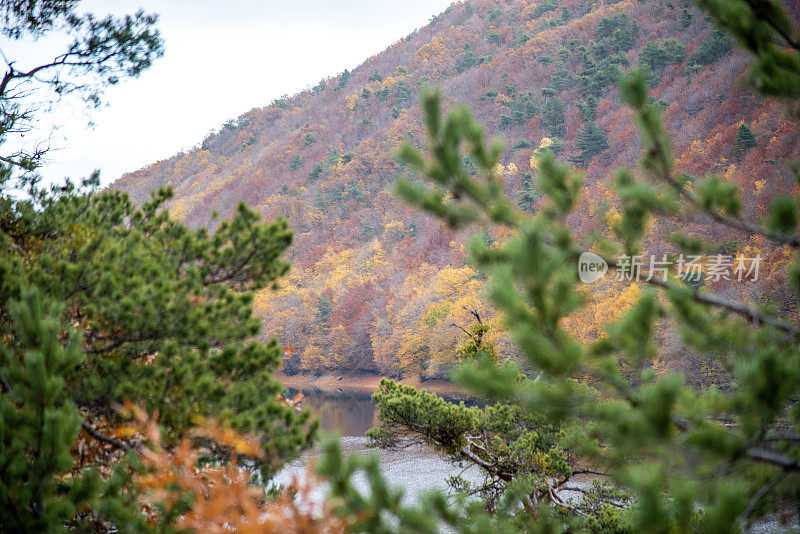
[3,0,800,531]
[115,0,800,382]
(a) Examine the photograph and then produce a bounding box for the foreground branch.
[81,420,132,452]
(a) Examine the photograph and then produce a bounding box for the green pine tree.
[0,2,315,530]
[734,123,758,155]
[320,0,800,531]
[542,97,567,137]
[571,122,609,166]
[0,289,149,532]
[1,178,316,479]
[517,172,542,213]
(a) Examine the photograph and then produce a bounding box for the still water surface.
[275,386,483,506]
[278,387,792,532]
[285,386,378,437]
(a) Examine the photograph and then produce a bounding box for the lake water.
[284,386,378,437]
[276,387,797,532]
[275,386,485,506]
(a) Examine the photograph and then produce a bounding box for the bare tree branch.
[81,420,132,452]
[746,446,800,470]
[737,471,787,524]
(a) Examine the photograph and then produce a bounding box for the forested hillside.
[113,0,800,380]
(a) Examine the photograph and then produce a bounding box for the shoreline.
[275,372,469,398]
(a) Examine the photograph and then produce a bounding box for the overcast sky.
[6,0,452,186]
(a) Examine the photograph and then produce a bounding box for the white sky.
[4,0,453,186]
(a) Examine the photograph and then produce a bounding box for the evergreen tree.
[395,81,414,104]
[595,13,639,54]
[336,69,352,89]
[541,97,566,137]
[0,1,163,184]
[550,62,572,91]
[639,39,686,72]
[509,138,533,152]
[571,122,609,166]
[290,154,303,170]
[687,30,734,67]
[0,2,315,529]
[499,91,539,129]
[697,0,800,97]
[455,50,478,73]
[2,179,314,471]
[576,95,598,121]
[309,161,324,180]
[639,39,687,83]
[365,378,626,525]
[680,7,694,29]
[0,289,146,531]
[321,1,800,531]
[517,172,541,213]
[734,123,758,155]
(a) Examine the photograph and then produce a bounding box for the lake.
[275,386,796,533]
[284,386,378,437]
[275,385,485,507]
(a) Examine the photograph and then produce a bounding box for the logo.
[578,251,608,284]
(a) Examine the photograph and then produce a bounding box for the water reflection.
[286,387,378,437]
[275,387,492,518]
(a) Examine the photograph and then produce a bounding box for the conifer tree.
[734,124,758,155]
[541,97,566,137]
[570,122,609,166]
[0,289,149,532]
[517,172,541,213]
[0,2,315,530]
[320,1,800,531]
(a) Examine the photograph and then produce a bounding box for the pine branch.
[600,255,799,336]
[81,420,132,452]
[737,471,786,525]
[639,96,800,249]
[644,274,798,336]
[570,468,610,477]
[746,446,800,471]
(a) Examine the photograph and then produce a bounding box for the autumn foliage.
[125,402,347,534]
[113,0,800,384]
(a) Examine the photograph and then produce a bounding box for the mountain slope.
[113,0,800,380]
